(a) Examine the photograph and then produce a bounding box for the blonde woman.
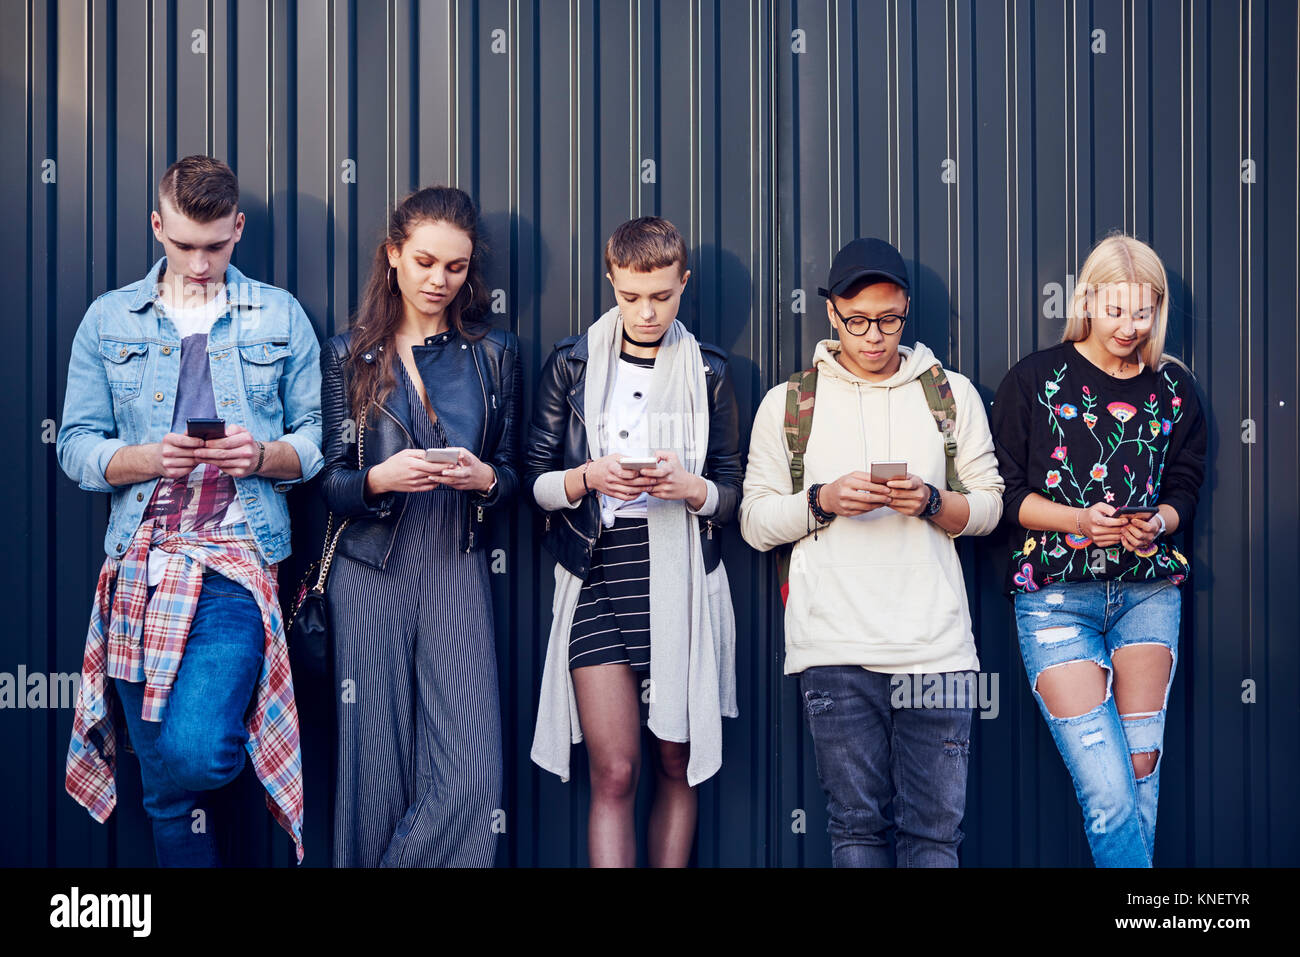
[990,234,1207,867]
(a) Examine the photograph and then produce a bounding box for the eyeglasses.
[829,298,909,336]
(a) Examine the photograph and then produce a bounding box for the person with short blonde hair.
[526,216,742,867]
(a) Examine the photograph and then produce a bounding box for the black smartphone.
[186,417,226,441]
[1111,505,1157,517]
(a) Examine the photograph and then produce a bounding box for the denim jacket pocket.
[238,341,291,409]
[100,339,150,399]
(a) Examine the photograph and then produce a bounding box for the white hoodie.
[740,340,1004,675]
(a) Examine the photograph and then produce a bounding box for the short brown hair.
[158,155,240,223]
[604,216,688,276]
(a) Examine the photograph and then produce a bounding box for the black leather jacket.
[524,331,743,580]
[319,326,521,569]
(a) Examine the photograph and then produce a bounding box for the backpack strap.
[777,368,818,605]
[917,363,968,494]
[782,367,819,493]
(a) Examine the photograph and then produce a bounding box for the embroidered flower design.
[1169,573,1186,584]
[1172,548,1188,566]
[1136,542,1159,558]
[1058,404,1079,420]
[1172,396,1182,408]
[1090,463,1107,481]
[1045,470,1062,488]
[1081,385,1091,396]
[1162,418,1173,435]
[1083,412,1098,429]
[1045,380,1060,397]
[1104,490,1115,502]
[1107,401,1137,423]
[1146,478,1155,497]
[1064,533,1092,549]
[1051,446,1068,461]
[1023,536,1037,556]
[1148,419,1161,437]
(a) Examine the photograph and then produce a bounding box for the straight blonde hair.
[1063,233,1186,373]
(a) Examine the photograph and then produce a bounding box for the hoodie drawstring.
[854,382,868,468]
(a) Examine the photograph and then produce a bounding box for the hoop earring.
[460,281,475,304]
[387,265,400,296]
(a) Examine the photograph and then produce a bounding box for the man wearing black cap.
[739,237,1004,866]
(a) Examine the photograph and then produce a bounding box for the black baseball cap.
[817,237,910,299]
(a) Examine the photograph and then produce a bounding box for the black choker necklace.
[622,328,666,348]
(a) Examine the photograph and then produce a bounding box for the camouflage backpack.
[775,364,968,605]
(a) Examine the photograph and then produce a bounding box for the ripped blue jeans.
[1015,579,1181,867]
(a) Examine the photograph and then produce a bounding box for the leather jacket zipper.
[371,402,415,568]
[465,348,491,553]
[560,508,596,548]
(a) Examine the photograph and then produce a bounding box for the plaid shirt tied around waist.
[65,516,305,863]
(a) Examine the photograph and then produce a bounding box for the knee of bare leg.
[656,742,690,782]
[1034,660,1109,719]
[591,757,638,800]
[1130,749,1159,780]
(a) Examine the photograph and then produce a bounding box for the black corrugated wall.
[2,0,1296,867]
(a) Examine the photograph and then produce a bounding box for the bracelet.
[1075,508,1084,536]
[581,460,592,494]
[1151,511,1167,537]
[808,483,836,525]
[253,440,266,475]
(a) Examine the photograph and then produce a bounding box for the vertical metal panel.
[2,0,1296,867]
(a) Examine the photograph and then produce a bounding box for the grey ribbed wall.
[2,0,1295,867]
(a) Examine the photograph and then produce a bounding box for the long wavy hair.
[346,186,491,417]
[1063,232,1185,372]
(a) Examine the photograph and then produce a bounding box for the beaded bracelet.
[808,483,836,525]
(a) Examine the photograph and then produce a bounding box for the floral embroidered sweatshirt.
[989,340,1207,596]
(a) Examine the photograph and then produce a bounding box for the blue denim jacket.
[56,256,324,565]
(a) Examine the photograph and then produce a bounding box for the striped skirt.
[568,517,651,671]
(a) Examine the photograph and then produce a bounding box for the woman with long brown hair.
[319,186,521,867]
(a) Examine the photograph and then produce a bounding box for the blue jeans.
[112,570,265,867]
[1015,579,1181,868]
[798,666,973,867]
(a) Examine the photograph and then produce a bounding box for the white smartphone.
[425,448,461,465]
[619,456,660,471]
[870,460,908,483]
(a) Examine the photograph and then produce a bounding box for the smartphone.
[1111,505,1157,517]
[869,460,908,484]
[186,417,226,441]
[424,448,461,465]
[618,456,661,471]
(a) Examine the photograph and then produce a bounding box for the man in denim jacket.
[57,155,322,865]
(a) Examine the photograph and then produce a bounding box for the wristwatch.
[1150,510,1167,537]
[922,483,943,518]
